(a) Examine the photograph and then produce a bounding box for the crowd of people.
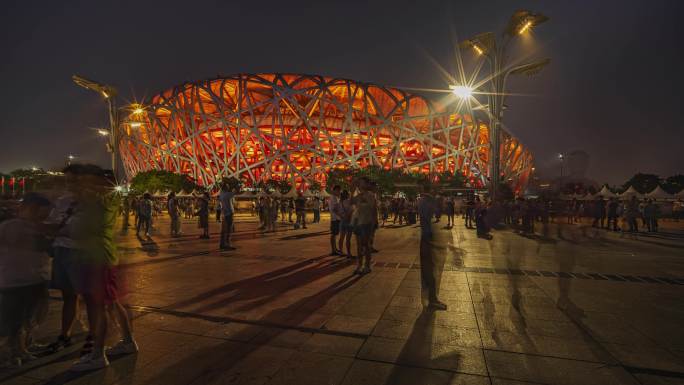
[4,166,681,372]
[0,164,137,370]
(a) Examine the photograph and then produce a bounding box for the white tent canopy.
[619,186,643,199]
[646,185,674,200]
[596,185,617,198]
[282,188,299,198]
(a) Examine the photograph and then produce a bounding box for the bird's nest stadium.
[119,73,533,191]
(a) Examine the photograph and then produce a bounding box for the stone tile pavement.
[2,213,684,385]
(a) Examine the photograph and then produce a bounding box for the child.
[0,193,52,367]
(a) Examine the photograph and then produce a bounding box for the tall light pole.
[460,10,550,201]
[72,75,119,181]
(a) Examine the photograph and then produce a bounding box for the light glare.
[519,21,532,34]
[450,85,473,99]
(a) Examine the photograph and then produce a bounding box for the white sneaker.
[69,353,109,372]
[106,340,139,356]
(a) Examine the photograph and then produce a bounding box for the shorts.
[51,247,123,303]
[330,220,340,235]
[354,223,373,237]
[0,283,49,336]
[340,222,353,233]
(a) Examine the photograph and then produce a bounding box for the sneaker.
[428,300,448,311]
[80,335,94,357]
[360,267,372,274]
[330,250,340,256]
[106,340,139,356]
[69,353,109,372]
[48,335,72,353]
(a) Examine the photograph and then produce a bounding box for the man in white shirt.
[328,185,342,255]
[218,182,238,250]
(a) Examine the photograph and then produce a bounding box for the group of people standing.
[255,195,324,232]
[565,196,662,233]
[0,164,138,370]
[328,178,379,275]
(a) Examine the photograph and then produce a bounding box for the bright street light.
[450,85,473,99]
[459,9,549,201]
[97,128,110,136]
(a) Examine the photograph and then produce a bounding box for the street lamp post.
[460,10,550,201]
[72,75,119,181]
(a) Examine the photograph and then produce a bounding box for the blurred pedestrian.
[294,193,307,229]
[338,190,354,258]
[196,192,210,239]
[417,184,447,310]
[136,193,153,237]
[167,192,181,237]
[328,185,342,255]
[219,183,237,250]
[351,178,376,274]
[312,197,321,223]
[445,196,455,228]
[0,193,52,367]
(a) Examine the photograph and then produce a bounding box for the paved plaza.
[2,214,684,385]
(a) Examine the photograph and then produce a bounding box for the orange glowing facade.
[119,73,532,189]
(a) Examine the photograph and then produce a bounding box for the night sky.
[2,0,682,185]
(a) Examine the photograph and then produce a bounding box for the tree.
[623,173,661,194]
[219,176,242,192]
[130,170,199,194]
[663,174,684,194]
[308,180,322,193]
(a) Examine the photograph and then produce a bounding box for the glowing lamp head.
[133,107,144,115]
[97,128,109,136]
[450,85,473,99]
[519,20,533,34]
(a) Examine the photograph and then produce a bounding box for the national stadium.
[118,73,533,190]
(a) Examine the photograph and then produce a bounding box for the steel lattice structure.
[119,73,532,190]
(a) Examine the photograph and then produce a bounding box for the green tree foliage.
[663,174,684,194]
[326,166,465,197]
[622,173,661,194]
[219,176,242,192]
[308,180,322,193]
[131,170,199,194]
[260,179,292,194]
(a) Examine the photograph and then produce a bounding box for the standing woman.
[445,196,455,228]
[195,192,210,239]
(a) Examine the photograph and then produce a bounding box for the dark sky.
[2,0,682,184]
